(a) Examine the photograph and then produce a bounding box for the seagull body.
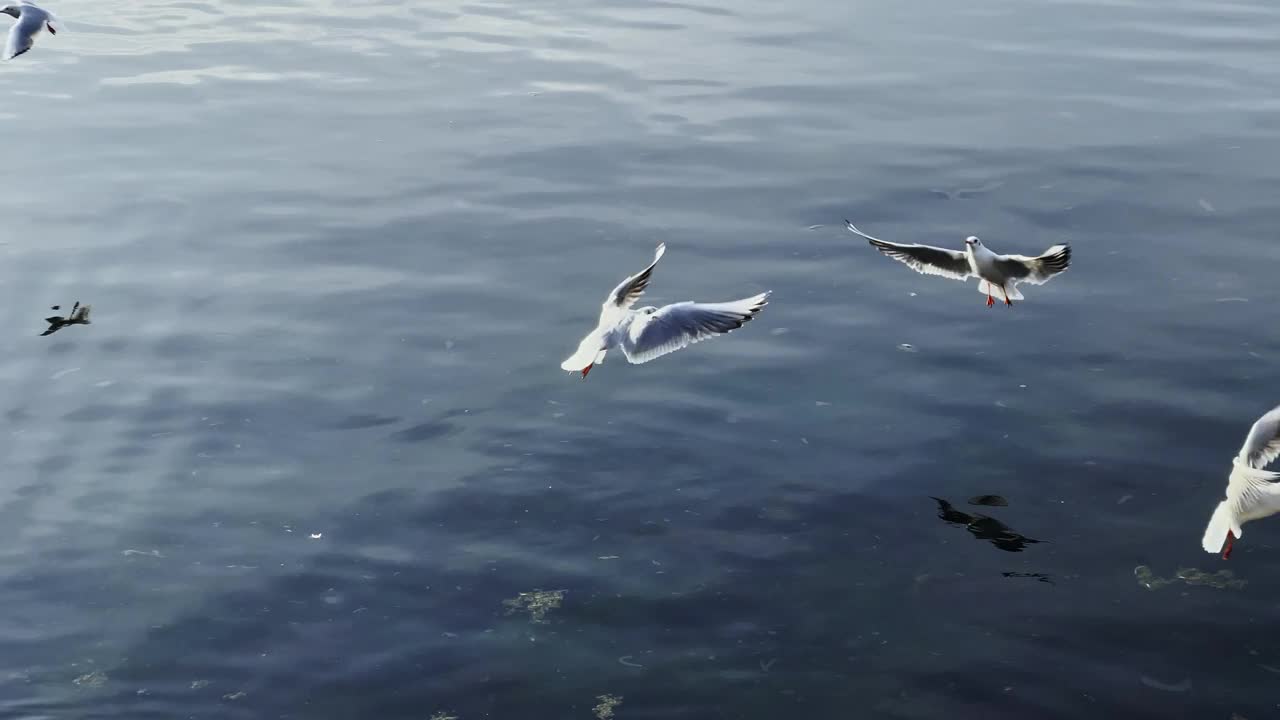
[1202,404,1280,559]
[845,221,1071,307]
[561,243,769,378]
[2,1,59,61]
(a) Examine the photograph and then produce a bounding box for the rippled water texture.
[3,0,1280,717]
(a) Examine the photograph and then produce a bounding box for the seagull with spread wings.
[1202,404,1280,559]
[2,1,60,61]
[560,243,769,379]
[846,221,1071,307]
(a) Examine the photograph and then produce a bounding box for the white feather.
[1201,404,1280,554]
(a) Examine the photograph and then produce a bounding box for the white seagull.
[560,243,770,379]
[1202,404,1280,559]
[845,221,1071,307]
[2,1,60,61]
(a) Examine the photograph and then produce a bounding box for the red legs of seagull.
[1223,530,1235,559]
[580,364,593,380]
[985,286,1013,308]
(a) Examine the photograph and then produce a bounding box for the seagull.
[1202,404,1280,559]
[845,221,1071,307]
[2,1,59,61]
[560,243,769,379]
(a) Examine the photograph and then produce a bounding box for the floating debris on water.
[309,533,323,539]
[618,655,644,668]
[121,549,163,558]
[190,679,210,690]
[968,495,1008,507]
[1140,675,1191,693]
[593,694,623,719]
[897,343,918,353]
[221,690,247,701]
[502,589,566,624]
[1134,565,1246,591]
[41,301,92,337]
[929,180,1005,200]
[73,670,107,688]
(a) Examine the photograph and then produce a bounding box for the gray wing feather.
[620,292,769,364]
[1238,404,1280,470]
[846,221,971,281]
[994,244,1071,285]
[604,243,666,310]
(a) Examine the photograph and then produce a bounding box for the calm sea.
[3,0,1280,717]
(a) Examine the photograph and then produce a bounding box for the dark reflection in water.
[39,302,91,337]
[968,494,1008,508]
[1003,571,1055,586]
[930,497,1043,553]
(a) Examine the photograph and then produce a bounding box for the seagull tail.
[1201,500,1240,553]
[561,333,605,372]
[977,280,1013,301]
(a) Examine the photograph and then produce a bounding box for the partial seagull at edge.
[1203,403,1280,559]
[3,1,61,61]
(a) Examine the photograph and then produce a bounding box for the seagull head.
[0,5,20,18]
[964,236,982,249]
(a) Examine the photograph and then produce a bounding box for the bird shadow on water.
[930,496,1043,553]
[39,302,91,337]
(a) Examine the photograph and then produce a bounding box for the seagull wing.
[602,243,666,315]
[846,221,971,281]
[4,14,38,60]
[1236,404,1280,470]
[992,244,1071,285]
[619,292,769,364]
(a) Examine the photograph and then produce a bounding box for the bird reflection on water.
[40,301,91,337]
[930,496,1043,553]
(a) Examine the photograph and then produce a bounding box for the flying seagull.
[2,1,60,61]
[846,220,1071,307]
[560,243,769,379]
[1202,404,1280,559]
